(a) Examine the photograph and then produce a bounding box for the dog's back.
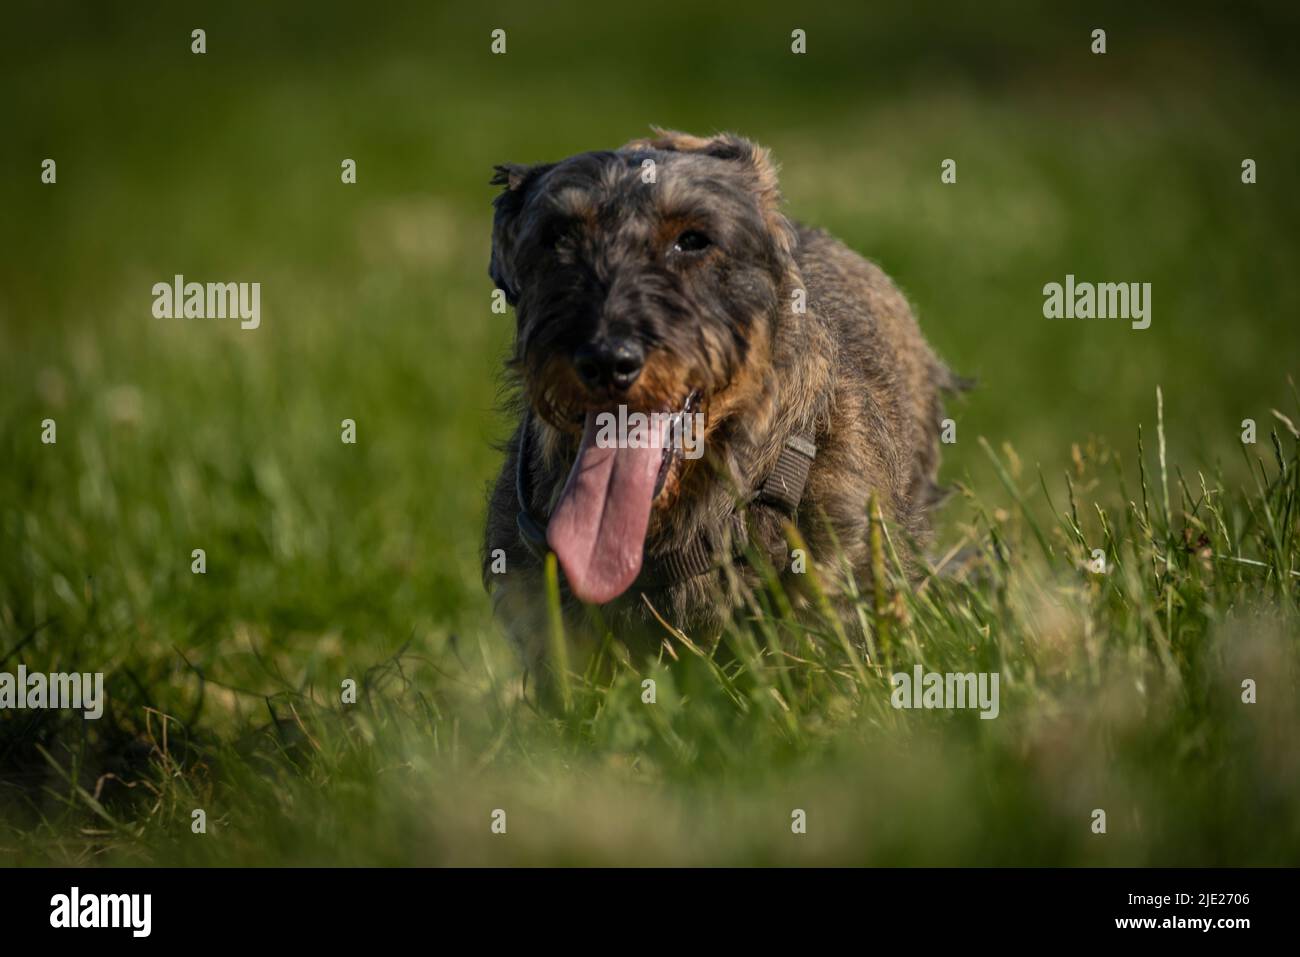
[793,224,959,559]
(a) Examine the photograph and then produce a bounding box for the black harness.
[514,414,817,591]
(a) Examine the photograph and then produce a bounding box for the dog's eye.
[672,230,712,254]
[545,226,571,250]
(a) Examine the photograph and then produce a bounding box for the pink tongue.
[547,410,664,604]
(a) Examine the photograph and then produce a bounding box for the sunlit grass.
[3,378,1297,864]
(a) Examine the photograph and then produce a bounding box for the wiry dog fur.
[483,129,963,668]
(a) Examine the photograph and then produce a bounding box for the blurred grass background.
[1,1,1298,864]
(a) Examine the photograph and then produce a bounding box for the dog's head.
[489,130,797,603]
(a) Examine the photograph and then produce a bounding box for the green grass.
[4,391,1298,865]
[1,1,1298,865]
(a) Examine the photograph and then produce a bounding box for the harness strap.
[515,419,817,591]
[755,434,817,513]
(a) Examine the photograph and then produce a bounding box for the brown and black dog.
[483,129,964,668]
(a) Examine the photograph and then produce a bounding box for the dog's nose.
[573,338,644,391]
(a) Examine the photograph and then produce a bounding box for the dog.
[482,129,964,670]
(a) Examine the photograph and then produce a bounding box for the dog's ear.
[625,128,794,260]
[624,128,779,192]
[490,163,538,192]
[489,162,554,305]
[623,128,744,157]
